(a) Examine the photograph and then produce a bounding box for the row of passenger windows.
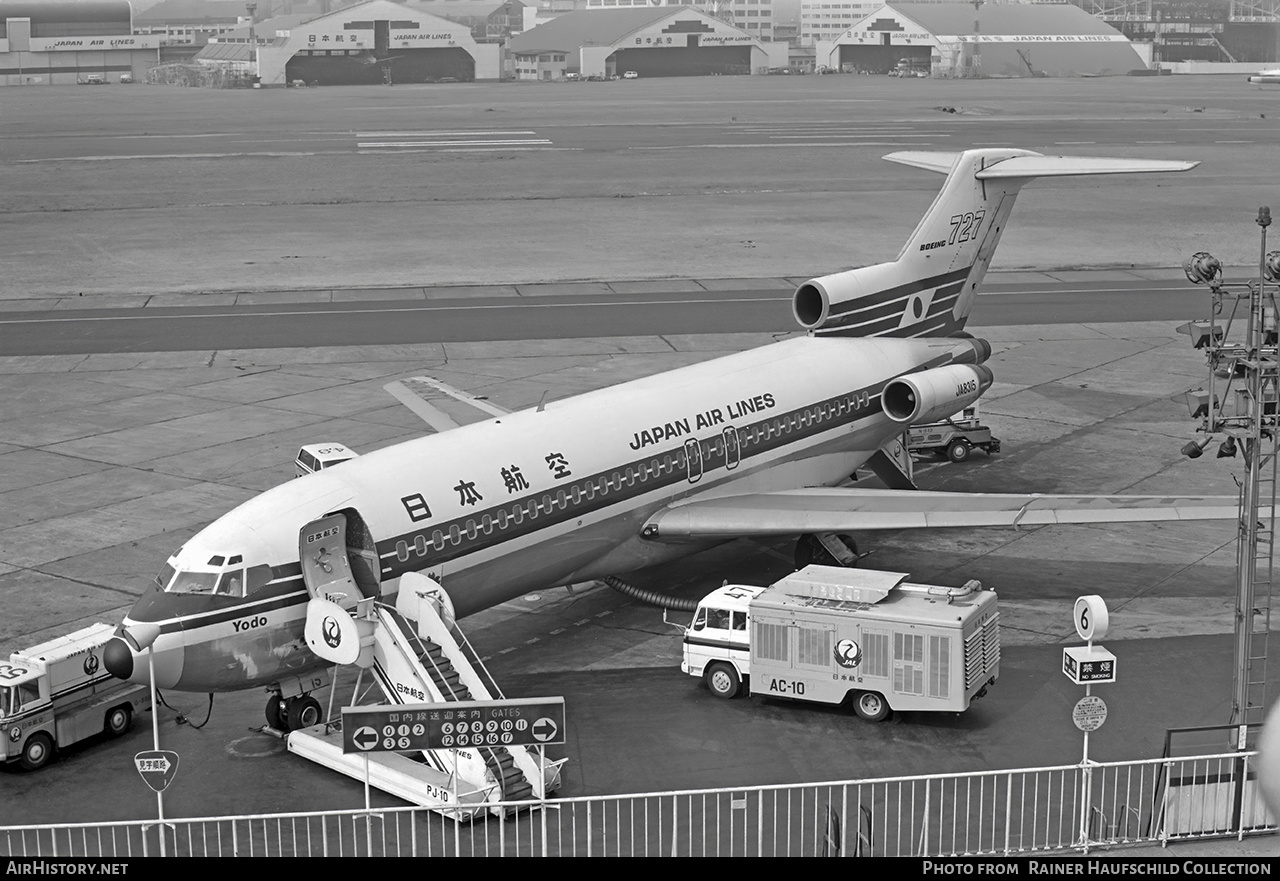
[389,389,870,564]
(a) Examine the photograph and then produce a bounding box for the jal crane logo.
[834,638,862,669]
[322,616,342,649]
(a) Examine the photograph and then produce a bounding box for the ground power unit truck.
[681,566,1000,721]
[0,624,150,770]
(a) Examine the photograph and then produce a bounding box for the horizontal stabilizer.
[974,156,1200,179]
[642,488,1246,540]
[882,151,959,174]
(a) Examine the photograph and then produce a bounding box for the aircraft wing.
[384,376,509,433]
[640,488,1244,541]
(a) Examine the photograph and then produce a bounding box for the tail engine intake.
[882,364,993,425]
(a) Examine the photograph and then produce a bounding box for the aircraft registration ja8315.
[105,148,1237,731]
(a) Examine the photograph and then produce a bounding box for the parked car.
[118,73,133,84]
[622,70,639,79]
[82,73,105,85]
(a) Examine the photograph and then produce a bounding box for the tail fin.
[792,148,1198,338]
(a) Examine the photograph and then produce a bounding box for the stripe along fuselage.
[111,334,988,692]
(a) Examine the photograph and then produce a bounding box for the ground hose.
[599,575,700,612]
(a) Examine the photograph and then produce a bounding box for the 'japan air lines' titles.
[628,393,776,451]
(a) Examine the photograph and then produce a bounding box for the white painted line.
[358,131,537,137]
[357,139,551,147]
[18,152,319,163]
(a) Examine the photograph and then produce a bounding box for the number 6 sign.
[1074,595,1109,642]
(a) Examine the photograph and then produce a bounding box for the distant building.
[817,1,1144,76]
[0,0,159,86]
[507,6,782,78]
[1070,0,1280,64]
[194,0,501,84]
[799,1,879,46]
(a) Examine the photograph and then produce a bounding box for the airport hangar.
[0,0,160,86]
[199,0,501,86]
[815,1,1146,77]
[507,7,787,79]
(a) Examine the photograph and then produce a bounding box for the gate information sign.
[342,697,565,753]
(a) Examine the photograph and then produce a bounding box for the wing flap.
[384,375,509,433]
[642,488,1243,540]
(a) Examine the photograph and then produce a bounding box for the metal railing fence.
[3,751,1274,857]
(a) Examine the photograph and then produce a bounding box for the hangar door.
[838,41,931,74]
[286,47,475,85]
[611,45,751,77]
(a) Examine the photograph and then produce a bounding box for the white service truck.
[0,624,150,770]
[681,566,1000,721]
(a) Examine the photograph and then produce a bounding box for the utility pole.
[1180,209,1280,749]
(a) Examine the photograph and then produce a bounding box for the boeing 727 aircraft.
[105,148,1233,730]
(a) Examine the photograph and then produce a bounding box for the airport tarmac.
[0,76,1277,855]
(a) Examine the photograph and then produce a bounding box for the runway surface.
[0,276,1214,354]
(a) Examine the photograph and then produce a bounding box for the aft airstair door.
[300,514,362,612]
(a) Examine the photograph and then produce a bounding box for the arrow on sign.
[135,750,180,793]
[532,718,558,742]
[352,726,378,751]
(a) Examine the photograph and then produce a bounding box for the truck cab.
[0,624,149,770]
[681,583,763,698]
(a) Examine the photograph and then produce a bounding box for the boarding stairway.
[287,573,563,820]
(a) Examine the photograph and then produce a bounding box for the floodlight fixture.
[1218,436,1239,458]
[1182,437,1211,459]
[1184,252,1223,286]
[1264,251,1280,283]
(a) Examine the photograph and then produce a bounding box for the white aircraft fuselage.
[112,334,987,692]
[104,147,1204,706]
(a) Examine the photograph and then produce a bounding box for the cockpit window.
[214,570,244,597]
[166,571,220,594]
[207,555,225,566]
[154,563,176,591]
[245,565,274,595]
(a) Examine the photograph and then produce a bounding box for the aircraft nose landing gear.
[265,692,323,732]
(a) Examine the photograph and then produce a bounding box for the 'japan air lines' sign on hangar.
[253,0,499,85]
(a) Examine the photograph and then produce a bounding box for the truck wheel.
[853,691,890,722]
[105,705,132,737]
[946,440,971,463]
[287,695,322,730]
[705,663,741,699]
[19,733,53,770]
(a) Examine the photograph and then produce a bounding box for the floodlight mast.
[1181,209,1280,762]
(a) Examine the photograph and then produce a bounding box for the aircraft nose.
[103,636,134,680]
[102,616,184,689]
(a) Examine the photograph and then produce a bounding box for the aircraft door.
[723,427,741,471]
[300,514,362,612]
[684,438,704,484]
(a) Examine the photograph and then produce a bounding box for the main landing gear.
[794,533,861,569]
[266,692,322,732]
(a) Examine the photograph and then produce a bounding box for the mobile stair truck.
[0,624,150,769]
[681,566,1000,721]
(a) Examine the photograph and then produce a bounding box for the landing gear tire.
[794,533,859,569]
[853,691,890,723]
[265,694,288,731]
[105,705,132,737]
[287,695,322,730]
[705,663,741,699]
[947,440,971,463]
[19,733,53,770]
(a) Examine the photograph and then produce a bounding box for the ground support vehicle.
[0,624,150,770]
[906,406,1000,462]
[681,566,1000,721]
